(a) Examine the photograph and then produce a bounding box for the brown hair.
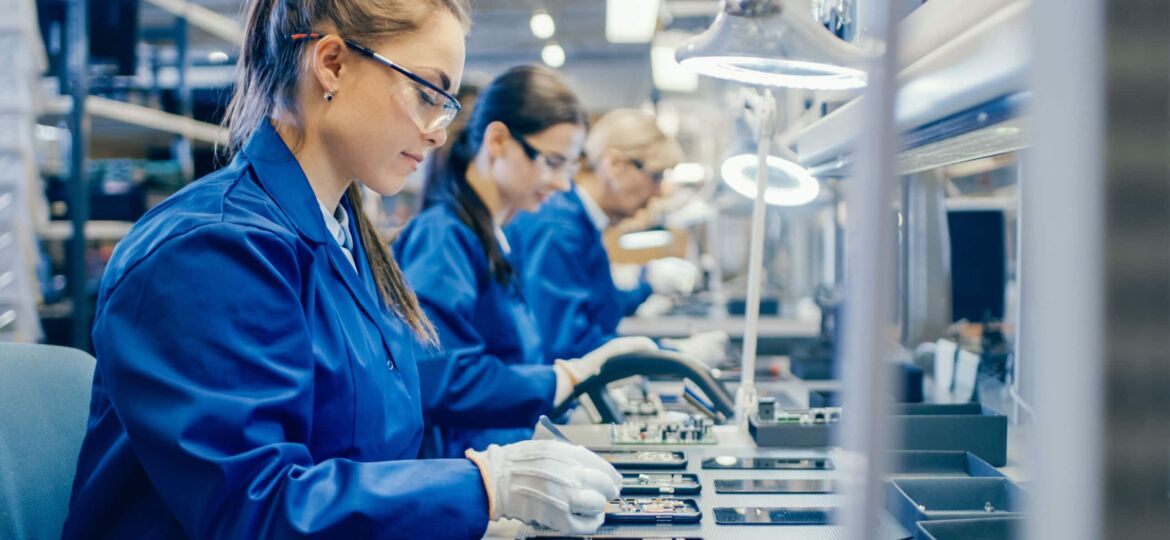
[223,0,471,341]
[421,66,586,285]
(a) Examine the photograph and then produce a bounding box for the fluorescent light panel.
[606,0,661,43]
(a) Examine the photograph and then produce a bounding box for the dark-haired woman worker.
[394,66,656,458]
[62,1,621,537]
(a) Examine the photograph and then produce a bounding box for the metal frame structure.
[65,0,89,350]
[1026,0,1170,538]
[838,0,900,536]
[51,0,228,350]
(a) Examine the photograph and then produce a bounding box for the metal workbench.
[483,424,914,540]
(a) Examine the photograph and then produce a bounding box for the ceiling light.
[676,0,871,89]
[541,43,566,68]
[207,51,230,63]
[721,153,820,206]
[606,0,661,43]
[530,10,556,40]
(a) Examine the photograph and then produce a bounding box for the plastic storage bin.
[915,517,1022,540]
[887,477,1025,532]
[892,403,1009,466]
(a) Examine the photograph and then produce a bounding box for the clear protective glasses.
[291,33,462,133]
[507,125,581,177]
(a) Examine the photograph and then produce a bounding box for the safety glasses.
[507,125,581,176]
[291,33,462,133]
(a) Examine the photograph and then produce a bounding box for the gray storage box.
[887,477,1025,533]
[888,451,1004,479]
[893,404,1009,466]
[747,414,834,447]
[915,517,1022,540]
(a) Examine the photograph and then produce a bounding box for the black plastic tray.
[915,517,1023,540]
[892,404,1008,466]
[887,477,1025,533]
[888,451,1004,479]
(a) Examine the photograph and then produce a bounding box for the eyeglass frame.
[290,33,462,122]
[506,125,580,175]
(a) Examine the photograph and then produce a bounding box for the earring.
[324,89,336,102]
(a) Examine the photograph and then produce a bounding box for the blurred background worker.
[394,67,657,459]
[507,109,722,365]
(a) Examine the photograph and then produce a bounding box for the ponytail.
[347,184,436,342]
[222,0,303,153]
[422,129,513,284]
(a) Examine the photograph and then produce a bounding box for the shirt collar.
[495,225,512,255]
[241,120,330,245]
[575,183,609,232]
[318,201,353,251]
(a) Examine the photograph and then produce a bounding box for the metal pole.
[833,180,844,285]
[1027,0,1170,536]
[1011,157,1025,422]
[736,88,775,425]
[838,0,899,537]
[66,0,90,351]
[174,18,194,183]
[1025,1,1105,539]
[899,175,910,344]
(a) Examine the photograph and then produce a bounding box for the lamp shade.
[721,153,821,206]
[676,0,870,90]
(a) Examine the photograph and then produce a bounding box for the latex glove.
[661,330,731,368]
[553,336,658,405]
[645,257,699,296]
[466,440,621,534]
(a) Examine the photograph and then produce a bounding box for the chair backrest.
[0,343,96,540]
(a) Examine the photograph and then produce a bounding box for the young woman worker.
[64,0,619,537]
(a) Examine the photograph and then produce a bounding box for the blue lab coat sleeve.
[514,221,623,361]
[616,278,654,317]
[90,224,489,539]
[394,219,556,428]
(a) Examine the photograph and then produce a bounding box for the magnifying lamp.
[676,0,871,90]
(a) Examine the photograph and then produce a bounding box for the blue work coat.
[63,122,489,539]
[394,204,557,458]
[506,188,652,362]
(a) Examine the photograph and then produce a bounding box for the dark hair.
[222,0,471,341]
[421,65,586,284]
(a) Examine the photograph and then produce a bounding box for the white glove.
[661,330,731,368]
[553,336,658,405]
[634,293,674,318]
[610,263,643,291]
[645,257,699,296]
[466,440,621,534]
[663,199,717,229]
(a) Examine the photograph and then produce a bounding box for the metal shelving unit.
[29,0,231,350]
